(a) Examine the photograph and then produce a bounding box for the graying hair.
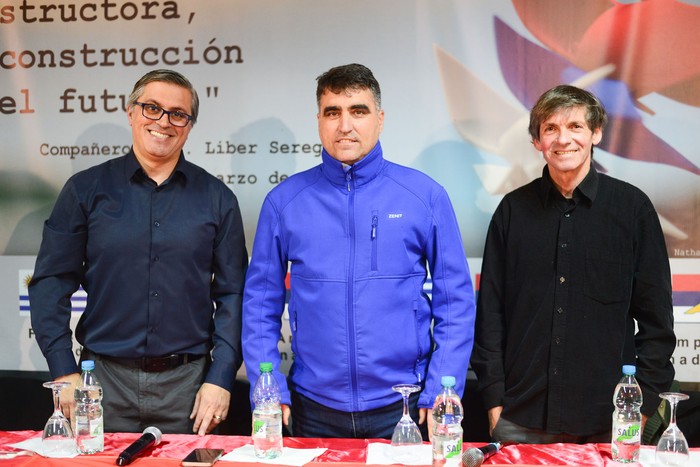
[127,69,199,124]
[529,85,607,142]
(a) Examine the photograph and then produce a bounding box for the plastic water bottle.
[74,360,104,454]
[432,376,463,467]
[252,362,283,459]
[611,365,642,463]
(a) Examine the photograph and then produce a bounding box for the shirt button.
[557,307,564,314]
[561,243,567,248]
[154,256,160,262]
[152,291,159,298]
[564,213,571,218]
[154,221,160,227]
[555,337,561,345]
[559,276,566,284]
[553,368,560,375]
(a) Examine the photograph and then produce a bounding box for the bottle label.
[90,416,103,437]
[75,415,89,433]
[442,437,462,459]
[612,421,640,462]
[434,435,462,466]
[253,420,266,437]
[614,423,640,442]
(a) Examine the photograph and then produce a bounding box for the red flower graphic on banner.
[434,0,700,248]
[512,0,700,107]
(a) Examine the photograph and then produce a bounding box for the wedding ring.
[213,415,222,420]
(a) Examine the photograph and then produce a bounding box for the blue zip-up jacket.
[242,142,475,412]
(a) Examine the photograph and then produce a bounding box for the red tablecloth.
[0,430,659,466]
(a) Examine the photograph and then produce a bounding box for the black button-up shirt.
[471,164,675,435]
[29,150,247,391]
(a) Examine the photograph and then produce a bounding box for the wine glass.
[390,384,423,461]
[41,381,77,457]
[655,392,690,466]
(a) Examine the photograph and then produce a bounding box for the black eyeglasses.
[134,102,193,127]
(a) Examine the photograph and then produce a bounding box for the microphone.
[116,426,162,466]
[462,442,501,467]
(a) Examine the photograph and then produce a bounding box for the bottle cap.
[622,365,636,375]
[260,362,273,372]
[441,375,456,387]
[81,360,95,371]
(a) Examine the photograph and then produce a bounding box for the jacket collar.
[321,142,384,188]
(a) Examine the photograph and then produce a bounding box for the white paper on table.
[366,442,432,465]
[221,444,327,466]
[638,445,700,467]
[7,436,79,458]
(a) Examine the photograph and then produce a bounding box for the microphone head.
[143,426,162,445]
[462,447,485,467]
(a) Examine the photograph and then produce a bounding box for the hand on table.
[419,408,434,442]
[488,406,503,437]
[56,373,80,421]
[190,383,230,435]
[281,404,291,426]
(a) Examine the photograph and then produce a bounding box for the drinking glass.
[41,381,77,457]
[655,392,690,466]
[390,384,423,461]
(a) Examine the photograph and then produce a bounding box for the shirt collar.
[126,148,189,185]
[538,162,599,207]
[576,163,599,203]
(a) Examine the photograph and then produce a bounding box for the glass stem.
[53,388,62,414]
[668,399,678,427]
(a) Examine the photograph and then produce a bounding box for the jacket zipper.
[371,211,378,271]
[346,168,359,411]
[413,301,423,382]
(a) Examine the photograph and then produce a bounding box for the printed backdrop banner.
[1,1,699,381]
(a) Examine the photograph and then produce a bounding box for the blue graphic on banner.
[18,270,86,316]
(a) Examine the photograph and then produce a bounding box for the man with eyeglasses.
[29,69,248,435]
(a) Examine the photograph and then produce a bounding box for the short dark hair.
[316,63,381,110]
[529,85,607,142]
[127,69,199,124]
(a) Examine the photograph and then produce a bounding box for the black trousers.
[492,416,612,444]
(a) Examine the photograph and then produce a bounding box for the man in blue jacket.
[243,63,475,439]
